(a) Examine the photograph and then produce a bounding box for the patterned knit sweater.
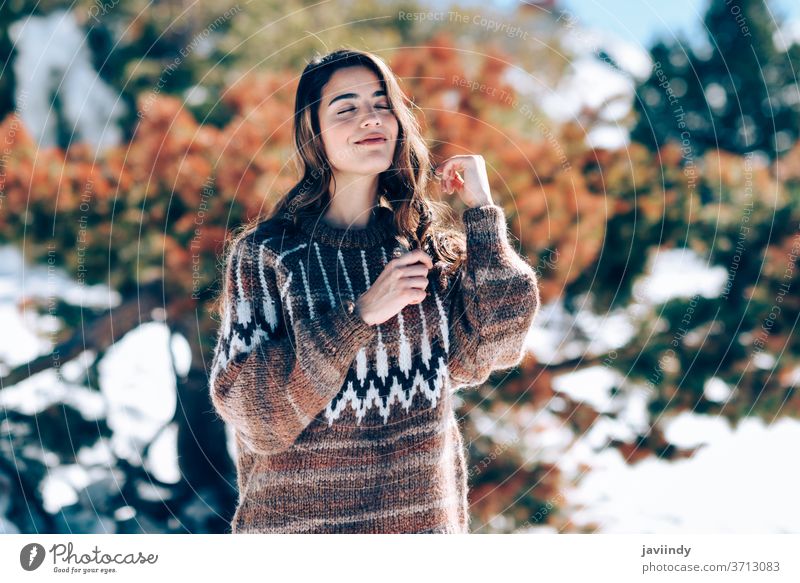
[208,203,541,534]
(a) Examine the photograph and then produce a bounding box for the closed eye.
[338,104,392,115]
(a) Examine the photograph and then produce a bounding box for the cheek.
[319,120,347,157]
[321,121,357,168]
[331,120,351,141]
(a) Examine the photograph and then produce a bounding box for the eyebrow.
[327,89,387,108]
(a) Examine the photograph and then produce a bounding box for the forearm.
[447,204,541,387]
[210,299,377,454]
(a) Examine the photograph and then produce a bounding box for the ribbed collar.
[298,205,397,249]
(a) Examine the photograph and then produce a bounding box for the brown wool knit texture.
[208,203,541,534]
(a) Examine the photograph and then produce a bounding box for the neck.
[324,173,381,228]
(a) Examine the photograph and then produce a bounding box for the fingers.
[402,275,429,290]
[393,248,432,269]
[434,156,470,175]
[448,166,460,193]
[433,160,452,190]
[433,160,450,185]
[406,288,427,304]
[410,291,427,304]
[434,159,466,194]
[449,163,465,187]
[397,263,430,278]
[433,155,468,174]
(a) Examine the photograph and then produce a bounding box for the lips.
[355,133,387,145]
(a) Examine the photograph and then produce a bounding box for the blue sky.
[558,0,799,48]
[436,0,800,49]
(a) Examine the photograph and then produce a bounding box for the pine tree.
[632,0,800,158]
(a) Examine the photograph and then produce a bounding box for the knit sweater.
[208,202,541,534]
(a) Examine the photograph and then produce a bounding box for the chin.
[341,160,393,175]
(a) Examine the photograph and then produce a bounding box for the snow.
[98,322,178,463]
[565,416,800,532]
[634,247,729,303]
[8,9,127,153]
[526,246,725,366]
[525,243,800,532]
[552,365,618,413]
[2,244,181,513]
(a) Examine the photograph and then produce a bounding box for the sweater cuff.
[462,203,508,247]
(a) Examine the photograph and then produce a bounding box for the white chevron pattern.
[217,236,455,426]
[323,356,452,425]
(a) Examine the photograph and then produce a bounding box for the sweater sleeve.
[445,204,541,391]
[208,233,378,455]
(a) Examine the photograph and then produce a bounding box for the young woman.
[209,48,540,534]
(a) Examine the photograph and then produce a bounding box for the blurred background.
[1,0,799,534]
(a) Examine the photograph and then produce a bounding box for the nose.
[360,105,382,127]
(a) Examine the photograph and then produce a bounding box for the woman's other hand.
[433,154,494,208]
[355,249,432,325]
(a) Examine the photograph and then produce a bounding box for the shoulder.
[229,216,302,261]
[252,215,304,256]
[226,217,305,285]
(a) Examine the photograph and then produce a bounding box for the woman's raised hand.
[355,249,432,326]
[433,154,494,208]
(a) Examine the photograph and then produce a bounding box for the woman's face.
[317,66,398,178]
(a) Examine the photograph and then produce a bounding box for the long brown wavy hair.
[214,48,467,319]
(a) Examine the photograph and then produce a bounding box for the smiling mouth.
[355,137,387,145]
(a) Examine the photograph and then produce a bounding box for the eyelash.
[337,104,391,115]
